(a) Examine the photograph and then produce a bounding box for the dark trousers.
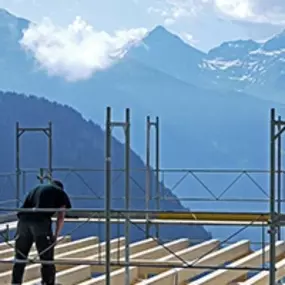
[11,218,56,285]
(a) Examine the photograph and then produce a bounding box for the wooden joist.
[23,265,92,285]
[75,238,191,285]
[236,257,285,285]
[0,236,97,273]
[23,238,160,285]
[135,240,251,285]
[0,235,71,263]
[0,236,104,284]
[0,235,283,285]
[188,241,285,285]
[20,237,125,285]
[75,239,220,285]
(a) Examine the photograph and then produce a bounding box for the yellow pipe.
[157,212,270,222]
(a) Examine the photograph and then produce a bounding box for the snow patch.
[250,48,285,56]
[201,59,242,70]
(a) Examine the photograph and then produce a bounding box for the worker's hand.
[50,234,58,244]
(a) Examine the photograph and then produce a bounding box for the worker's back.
[17,183,71,221]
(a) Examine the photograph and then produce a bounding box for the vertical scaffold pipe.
[277,116,282,240]
[145,116,151,238]
[125,108,130,285]
[105,106,112,285]
[155,116,160,239]
[48,121,53,180]
[269,108,276,285]
[15,122,20,208]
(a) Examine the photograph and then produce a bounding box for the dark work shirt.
[18,184,72,221]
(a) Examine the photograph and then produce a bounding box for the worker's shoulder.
[36,183,61,194]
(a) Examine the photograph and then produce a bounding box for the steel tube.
[125,108,130,285]
[155,116,160,239]
[15,122,20,208]
[105,106,112,285]
[145,115,151,238]
[269,108,276,285]
[0,258,270,271]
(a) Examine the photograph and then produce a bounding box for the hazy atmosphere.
[0,1,285,284]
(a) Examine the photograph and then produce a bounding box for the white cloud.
[147,0,200,25]
[214,0,285,25]
[149,0,285,25]
[19,16,147,81]
[180,32,199,45]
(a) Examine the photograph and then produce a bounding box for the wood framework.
[0,236,283,285]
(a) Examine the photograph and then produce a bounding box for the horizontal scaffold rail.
[0,208,272,222]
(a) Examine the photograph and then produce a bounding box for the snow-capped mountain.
[200,31,285,101]
[126,26,285,102]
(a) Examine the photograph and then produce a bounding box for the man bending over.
[11,180,72,285]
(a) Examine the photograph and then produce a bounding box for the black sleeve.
[57,191,72,209]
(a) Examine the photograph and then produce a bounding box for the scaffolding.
[0,107,284,284]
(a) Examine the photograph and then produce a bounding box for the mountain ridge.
[0,90,211,241]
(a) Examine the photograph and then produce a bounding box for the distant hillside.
[0,90,211,242]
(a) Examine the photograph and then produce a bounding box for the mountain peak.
[148,25,169,36]
[141,25,204,56]
[0,8,24,22]
[0,8,29,38]
[262,29,285,51]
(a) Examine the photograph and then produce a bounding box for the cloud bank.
[149,0,285,26]
[20,17,147,81]
[214,0,285,25]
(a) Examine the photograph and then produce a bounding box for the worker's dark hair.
[51,179,64,190]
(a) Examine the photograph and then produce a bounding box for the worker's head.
[51,179,64,190]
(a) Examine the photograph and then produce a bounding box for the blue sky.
[0,0,285,51]
[1,0,285,82]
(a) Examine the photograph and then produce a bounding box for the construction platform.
[0,235,284,285]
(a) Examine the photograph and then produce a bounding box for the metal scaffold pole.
[105,106,131,285]
[105,107,112,285]
[155,116,160,239]
[269,108,285,285]
[124,108,131,285]
[145,116,151,238]
[15,122,53,207]
[269,108,276,285]
[145,116,160,239]
[277,116,282,240]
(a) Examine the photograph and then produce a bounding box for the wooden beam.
[188,241,285,285]
[0,233,70,252]
[0,236,98,272]
[236,257,285,285]
[130,238,189,261]
[74,239,190,285]
[55,237,126,271]
[139,239,220,276]
[75,239,220,285]
[77,267,140,285]
[23,265,92,285]
[73,238,190,285]
[135,240,250,285]
[0,235,71,261]
[23,238,159,285]
[89,238,158,273]
[1,237,123,284]
[0,221,17,234]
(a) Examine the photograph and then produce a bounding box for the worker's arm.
[54,206,66,239]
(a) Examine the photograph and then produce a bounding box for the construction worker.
[11,180,72,285]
